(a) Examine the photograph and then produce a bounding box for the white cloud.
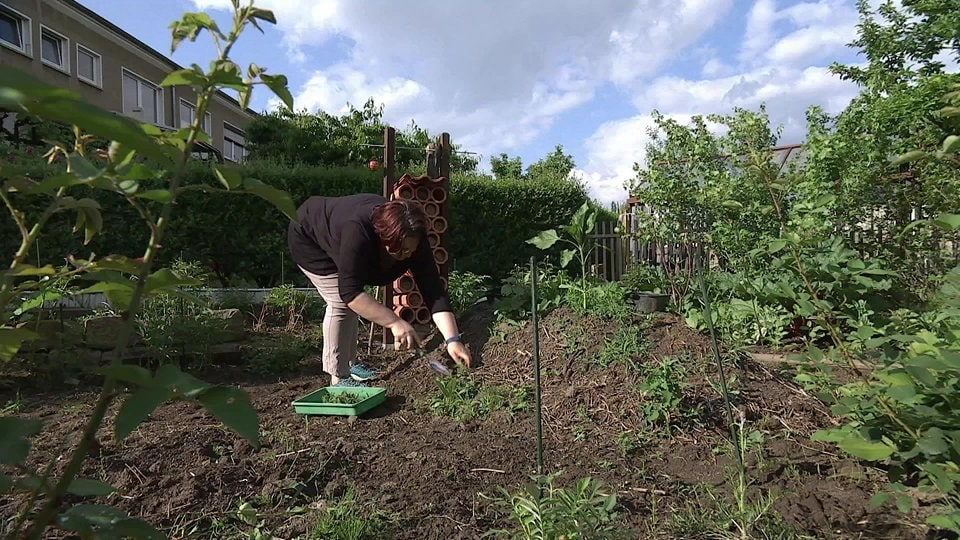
[739,0,859,67]
[193,0,734,184]
[194,0,869,207]
[580,0,866,206]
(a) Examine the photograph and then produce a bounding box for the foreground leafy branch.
[0,1,299,537]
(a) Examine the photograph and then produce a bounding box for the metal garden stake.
[531,256,544,476]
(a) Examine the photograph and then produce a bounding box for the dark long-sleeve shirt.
[287,193,452,314]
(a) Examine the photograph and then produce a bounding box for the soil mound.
[0,301,927,539]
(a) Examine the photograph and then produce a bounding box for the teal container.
[292,386,387,416]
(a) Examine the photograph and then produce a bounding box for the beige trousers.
[299,266,358,379]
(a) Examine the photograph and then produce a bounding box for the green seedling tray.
[292,386,386,416]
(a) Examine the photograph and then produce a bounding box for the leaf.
[90,255,144,275]
[67,152,103,180]
[94,364,153,387]
[29,173,85,195]
[559,249,575,268]
[214,165,242,190]
[3,176,39,193]
[114,386,171,442]
[934,213,960,231]
[238,87,252,110]
[943,135,960,154]
[260,73,294,110]
[237,501,258,525]
[918,427,949,456]
[0,417,42,465]
[249,7,277,25]
[80,281,135,311]
[154,364,210,398]
[117,179,140,195]
[838,436,896,461]
[75,206,104,245]
[6,264,57,277]
[927,512,960,531]
[243,178,298,221]
[159,68,206,88]
[0,327,39,362]
[134,190,173,203]
[14,291,64,316]
[527,230,560,249]
[196,386,260,447]
[208,60,245,88]
[895,494,913,514]
[869,492,892,509]
[767,239,787,254]
[57,196,101,211]
[0,66,177,167]
[67,478,117,496]
[58,504,164,539]
[144,268,202,293]
[891,150,926,166]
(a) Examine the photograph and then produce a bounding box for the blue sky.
[76,0,870,204]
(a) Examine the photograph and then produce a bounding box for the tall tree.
[525,144,576,181]
[490,153,524,180]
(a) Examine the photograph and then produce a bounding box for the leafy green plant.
[595,327,646,371]
[427,370,528,421]
[259,283,321,329]
[809,266,960,531]
[0,2,298,537]
[308,487,395,540]
[245,335,310,377]
[751,75,960,532]
[493,263,568,322]
[527,201,603,310]
[637,355,694,432]
[483,473,629,539]
[447,270,491,313]
[577,280,632,323]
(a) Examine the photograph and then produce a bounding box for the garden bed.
[0,301,940,539]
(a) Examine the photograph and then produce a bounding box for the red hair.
[371,199,428,252]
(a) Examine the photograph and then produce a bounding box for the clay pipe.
[430,216,448,234]
[433,247,449,265]
[431,186,447,203]
[395,273,416,293]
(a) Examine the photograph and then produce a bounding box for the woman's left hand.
[446,341,473,368]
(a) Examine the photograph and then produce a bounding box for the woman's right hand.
[388,319,421,350]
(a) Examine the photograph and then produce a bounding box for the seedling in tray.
[292,387,387,417]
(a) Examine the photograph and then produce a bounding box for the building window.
[179,99,211,133]
[121,68,162,125]
[0,3,32,56]
[40,26,69,72]
[76,44,102,87]
[223,123,247,162]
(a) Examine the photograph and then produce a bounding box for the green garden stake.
[698,270,743,473]
[531,256,544,478]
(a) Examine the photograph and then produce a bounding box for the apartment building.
[0,0,253,163]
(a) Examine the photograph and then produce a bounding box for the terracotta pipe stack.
[387,171,452,325]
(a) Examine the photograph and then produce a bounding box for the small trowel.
[411,346,451,376]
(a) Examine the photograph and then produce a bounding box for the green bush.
[447,174,589,279]
[3,163,590,287]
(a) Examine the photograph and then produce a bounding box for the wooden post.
[426,141,439,178]
[381,126,396,350]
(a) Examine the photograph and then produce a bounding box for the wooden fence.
[588,210,708,282]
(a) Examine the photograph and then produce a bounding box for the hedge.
[1,160,589,286]
[446,174,589,278]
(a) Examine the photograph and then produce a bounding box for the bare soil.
[0,302,948,539]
